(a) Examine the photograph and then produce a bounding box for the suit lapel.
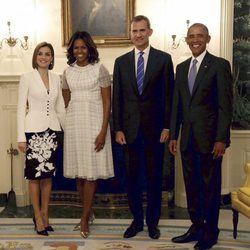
[142,47,156,94]
[128,49,139,94]
[182,59,192,98]
[191,52,212,96]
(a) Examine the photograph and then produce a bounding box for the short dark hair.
[32,42,54,70]
[66,31,99,65]
[131,15,151,29]
[187,23,209,36]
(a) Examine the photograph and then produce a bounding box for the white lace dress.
[62,62,114,180]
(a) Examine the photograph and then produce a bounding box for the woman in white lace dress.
[62,31,114,238]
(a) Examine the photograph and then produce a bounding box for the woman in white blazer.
[17,42,65,236]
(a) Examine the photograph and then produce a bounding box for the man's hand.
[212,142,226,159]
[160,129,169,143]
[169,140,177,155]
[115,131,127,145]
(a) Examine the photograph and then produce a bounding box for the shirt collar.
[192,50,207,64]
[135,45,150,56]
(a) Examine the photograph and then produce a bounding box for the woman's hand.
[94,131,106,152]
[18,142,27,153]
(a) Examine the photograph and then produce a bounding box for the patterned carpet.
[0,218,249,250]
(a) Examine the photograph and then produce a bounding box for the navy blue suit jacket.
[170,52,233,153]
[113,46,174,144]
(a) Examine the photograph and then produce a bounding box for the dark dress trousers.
[170,52,233,238]
[113,47,174,227]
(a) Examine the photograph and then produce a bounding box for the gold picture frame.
[61,0,135,47]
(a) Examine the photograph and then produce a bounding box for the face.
[185,25,211,57]
[73,38,89,66]
[36,46,53,69]
[130,20,153,51]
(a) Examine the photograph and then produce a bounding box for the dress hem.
[63,174,114,181]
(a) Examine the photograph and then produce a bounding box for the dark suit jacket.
[170,52,233,153]
[113,46,174,144]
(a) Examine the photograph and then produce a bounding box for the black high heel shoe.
[32,217,49,236]
[45,225,54,232]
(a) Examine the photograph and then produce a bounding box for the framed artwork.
[61,0,135,47]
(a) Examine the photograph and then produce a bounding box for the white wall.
[0,0,223,76]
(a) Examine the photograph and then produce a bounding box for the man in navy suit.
[169,23,233,249]
[112,15,174,239]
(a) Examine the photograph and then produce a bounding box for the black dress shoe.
[123,224,143,238]
[194,239,217,250]
[172,230,199,243]
[148,226,160,239]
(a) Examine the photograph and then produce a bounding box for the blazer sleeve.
[215,59,233,145]
[17,74,29,142]
[112,58,123,132]
[163,54,175,129]
[170,64,182,140]
[55,75,66,130]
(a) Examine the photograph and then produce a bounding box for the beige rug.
[0,210,249,250]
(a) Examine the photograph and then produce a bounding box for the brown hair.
[131,15,151,29]
[32,42,54,70]
[66,31,99,65]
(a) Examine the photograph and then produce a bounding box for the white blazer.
[17,70,65,142]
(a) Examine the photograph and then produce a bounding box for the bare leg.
[80,180,97,234]
[77,178,95,219]
[73,179,95,231]
[76,178,84,202]
[29,180,45,231]
[40,178,52,227]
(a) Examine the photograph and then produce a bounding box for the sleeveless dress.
[62,62,114,180]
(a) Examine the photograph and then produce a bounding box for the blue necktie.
[137,52,144,95]
[188,59,198,94]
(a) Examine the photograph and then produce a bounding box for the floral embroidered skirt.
[25,129,59,180]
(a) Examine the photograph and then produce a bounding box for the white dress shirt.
[134,45,150,75]
[189,50,207,73]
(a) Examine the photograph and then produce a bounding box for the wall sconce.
[171,20,190,49]
[0,21,29,50]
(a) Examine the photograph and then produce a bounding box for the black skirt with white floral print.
[25,129,59,180]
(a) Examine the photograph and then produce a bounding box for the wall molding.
[220,0,234,64]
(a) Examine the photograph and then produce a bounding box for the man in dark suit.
[112,15,174,239]
[169,23,233,249]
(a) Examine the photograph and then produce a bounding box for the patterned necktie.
[137,51,144,95]
[188,59,198,94]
